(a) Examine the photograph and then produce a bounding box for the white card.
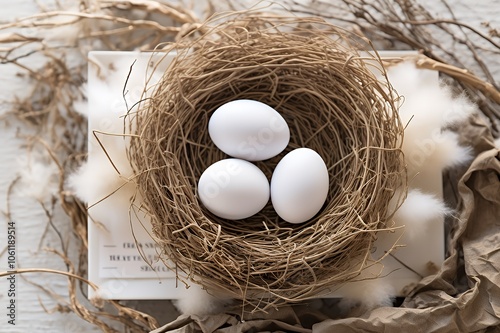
[87,51,181,300]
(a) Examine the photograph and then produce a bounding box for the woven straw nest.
[128,13,406,310]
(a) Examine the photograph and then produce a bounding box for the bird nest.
[128,14,406,310]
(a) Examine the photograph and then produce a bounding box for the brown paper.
[152,116,500,333]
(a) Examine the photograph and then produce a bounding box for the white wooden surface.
[0,1,498,332]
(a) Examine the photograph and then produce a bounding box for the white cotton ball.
[427,130,472,170]
[67,151,134,206]
[173,283,231,316]
[405,129,472,174]
[67,154,137,228]
[440,91,477,127]
[17,160,59,201]
[406,130,472,176]
[387,61,476,177]
[393,189,449,241]
[338,263,395,312]
[388,61,475,142]
[67,126,142,227]
[338,279,395,311]
[66,158,103,204]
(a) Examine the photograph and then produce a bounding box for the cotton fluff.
[68,53,169,225]
[17,157,59,202]
[68,59,139,206]
[67,149,136,229]
[338,262,395,313]
[67,152,134,205]
[67,79,136,220]
[392,189,450,241]
[173,283,231,316]
[387,62,476,176]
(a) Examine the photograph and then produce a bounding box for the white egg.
[198,158,270,220]
[208,99,290,161]
[271,148,329,224]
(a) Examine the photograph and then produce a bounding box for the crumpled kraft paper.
[152,116,500,333]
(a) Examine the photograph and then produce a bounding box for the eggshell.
[198,158,270,220]
[208,99,290,161]
[271,148,329,224]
